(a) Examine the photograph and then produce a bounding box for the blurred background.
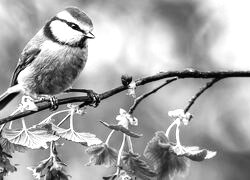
[0,0,250,179]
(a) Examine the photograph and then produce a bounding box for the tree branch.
[1,70,250,125]
[128,77,178,114]
[184,78,222,113]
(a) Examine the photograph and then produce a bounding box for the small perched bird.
[0,7,95,110]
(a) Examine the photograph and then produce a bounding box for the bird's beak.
[85,31,95,39]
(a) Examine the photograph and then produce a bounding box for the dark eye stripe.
[67,22,81,31]
[44,16,88,48]
[52,17,85,34]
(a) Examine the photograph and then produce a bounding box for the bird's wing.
[10,48,41,86]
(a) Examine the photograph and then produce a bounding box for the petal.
[128,117,138,126]
[168,109,184,118]
[116,115,126,122]
[119,108,127,115]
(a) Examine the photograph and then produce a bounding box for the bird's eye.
[69,23,80,30]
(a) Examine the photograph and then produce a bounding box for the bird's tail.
[0,91,19,110]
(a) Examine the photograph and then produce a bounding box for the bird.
[0,7,95,110]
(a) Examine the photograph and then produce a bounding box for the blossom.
[116,109,138,127]
[67,104,86,115]
[21,96,38,111]
[100,109,141,138]
[168,109,192,125]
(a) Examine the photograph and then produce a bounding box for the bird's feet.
[83,89,100,108]
[65,88,100,107]
[37,95,59,111]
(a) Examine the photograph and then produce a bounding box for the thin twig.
[1,70,250,124]
[116,133,126,175]
[128,77,178,114]
[184,78,222,113]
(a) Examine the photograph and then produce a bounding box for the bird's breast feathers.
[17,40,87,95]
[40,40,87,60]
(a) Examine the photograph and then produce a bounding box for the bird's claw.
[79,90,100,108]
[49,96,59,111]
[89,91,100,107]
[64,88,100,108]
[38,95,59,111]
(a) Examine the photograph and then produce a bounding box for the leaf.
[103,170,132,180]
[0,158,17,173]
[0,149,17,178]
[85,143,117,167]
[144,131,171,168]
[0,137,27,154]
[2,127,59,149]
[0,148,12,159]
[46,156,70,180]
[27,157,51,179]
[28,143,69,180]
[51,124,102,146]
[45,169,69,180]
[180,146,217,161]
[144,131,188,180]
[103,174,117,180]
[122,151,156,179]
[100,121,142,138]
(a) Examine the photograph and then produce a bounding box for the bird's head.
[44,7,94,48]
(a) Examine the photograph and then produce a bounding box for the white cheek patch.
[50,20,83,44]
[56,11,91,32]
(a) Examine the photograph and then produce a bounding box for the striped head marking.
[44,7,94,48]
